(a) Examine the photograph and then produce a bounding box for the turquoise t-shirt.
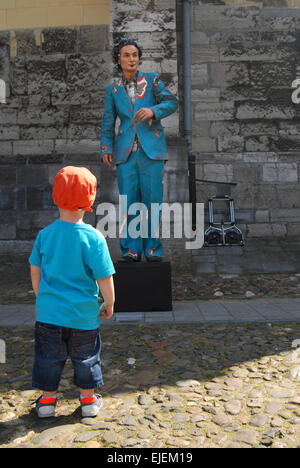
[29,220,115,330]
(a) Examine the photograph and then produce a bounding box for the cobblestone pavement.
[0,321,299,448]
[0,256,300,448]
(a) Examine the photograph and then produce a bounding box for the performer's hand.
[134,108,155,122]
[102,153,113,168]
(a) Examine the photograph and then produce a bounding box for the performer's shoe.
[118,253,141,263]
[146,256,163,262]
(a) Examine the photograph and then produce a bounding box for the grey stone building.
[0,0,300,274]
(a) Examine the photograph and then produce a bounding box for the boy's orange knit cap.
[52,166,97,212]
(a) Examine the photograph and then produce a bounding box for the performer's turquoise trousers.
[116,145,164,259]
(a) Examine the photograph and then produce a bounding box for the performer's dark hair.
[113,39,143,71]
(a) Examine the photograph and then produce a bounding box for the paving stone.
[175,379,201,388]
[225,400,242,415]
[102,432,119,444]
[212,413,233,427]
[74,431,102,443]
[138,395,152,406]
[232,429,259,446]
[265,401,283,415]
[32,425,79,446]
[250,414,268,427]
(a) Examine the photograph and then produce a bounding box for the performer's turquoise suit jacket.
[100,72,178,163]
[100,72,178,259]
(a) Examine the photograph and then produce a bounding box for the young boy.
[29,166,115,418]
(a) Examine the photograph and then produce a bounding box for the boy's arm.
[30,265,41,297]
[97,275,115,320]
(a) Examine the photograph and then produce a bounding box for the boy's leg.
[80,389,94,398]
[32,322,67,417]
[69,328,103,390]
[32,322,67,393]
[69,328,103,417]
[42,391,57,398]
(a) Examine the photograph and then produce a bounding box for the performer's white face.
[118,45,139,76]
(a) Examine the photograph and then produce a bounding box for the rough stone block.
[42,28,77,54]
[231,184,278,210]
[233,163,260,183]
[15,30,40,56]
[0,186,25,211]
[192,88,220,102]
[66,53,111,91]
[51,85,91,106]
[0,125,19,140]
[255,210,270,223]
[26,185,55,211]
[277,184,300,208]
[193,5,258,31]
[194,101,235,121]
[13,140,54,156]
[112,8,175,33]
[240,121,277,137]
[217,136,244,152]
[27,56,66,94]
[0,223,16,240]
[20,125,66,140]
[245,136,270,152]
[249,61,294,87]
[17,165,49,186]
[192,44,219,63]
[0,141,12,157]
[192,136,217,152]
[210,62,249,88]
[220,34,294,62]
[79,25,109,53]
[270,208,300,222]
[210,121,240,137]
[0,108,17,126]
[203,164,234,183]
[55,139,99,155]
[247,223,273,237]
[287,223,300,237]
[271,224,287,237]
[17,108,68,126]
[67,124,97,140]
[0,166,16,185]
[263,163,298,182]
[69,108,102,124]
[236,103,295,120]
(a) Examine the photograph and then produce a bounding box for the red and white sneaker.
[35,395,57,418]
[80,394,103,418]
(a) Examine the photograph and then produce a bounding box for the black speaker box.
[113,261,172,312]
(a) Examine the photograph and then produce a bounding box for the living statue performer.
[100,39,178,262]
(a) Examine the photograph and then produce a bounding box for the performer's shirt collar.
[122,71,139,86]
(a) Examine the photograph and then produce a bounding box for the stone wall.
[0,22,111,245]
[177,1,300,240]
[2,0,300,269]
[0,0,191,271]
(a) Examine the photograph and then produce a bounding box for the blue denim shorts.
[32,322,103,392]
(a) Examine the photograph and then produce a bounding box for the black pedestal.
[113,261,172,312]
